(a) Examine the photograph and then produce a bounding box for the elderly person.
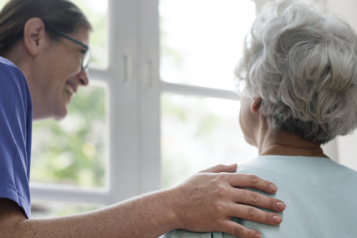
[0,0,286,237]
[164,0,357,237]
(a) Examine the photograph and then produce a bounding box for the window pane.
[160,0,256,90]
[71,0,108,68]
[0,0,5,9]
[161,94,258,188]
[31,200,105,218]
[30,83,108,188]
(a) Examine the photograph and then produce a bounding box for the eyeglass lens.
[83,48,91,69]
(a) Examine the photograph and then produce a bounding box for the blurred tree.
[31,86,106,187]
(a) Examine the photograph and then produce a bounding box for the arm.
[1,164,285,238]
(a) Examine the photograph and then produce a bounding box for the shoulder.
[236,156,357,179]
[0,57,30,101]
[0,56,16,67]
[163,230,221,238]
[0,56,28,86]
[0,56,21,75]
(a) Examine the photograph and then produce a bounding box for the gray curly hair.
[235,0,357,144]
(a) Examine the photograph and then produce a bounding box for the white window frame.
[29,0,340,208]
[30,0,162,205]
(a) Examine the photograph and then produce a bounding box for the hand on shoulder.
[165,164,286,238]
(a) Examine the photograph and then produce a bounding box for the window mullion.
[107,0,141,203]
[137,0,161,194]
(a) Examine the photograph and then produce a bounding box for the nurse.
[0,0,285,238]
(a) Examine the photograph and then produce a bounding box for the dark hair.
[0,0,92,55]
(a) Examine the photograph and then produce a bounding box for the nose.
[77,68,89,86]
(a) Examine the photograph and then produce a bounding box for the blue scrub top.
[0,56,32,218]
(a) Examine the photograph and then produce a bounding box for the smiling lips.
[65,83,75,100]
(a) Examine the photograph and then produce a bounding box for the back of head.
[235,0,357,144]
[0,0,92,56]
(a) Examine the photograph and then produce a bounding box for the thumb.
[200,164,238,173]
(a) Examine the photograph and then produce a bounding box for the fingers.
[233,189,286,212]
[200,164,238,173]
[231,203,283,226]
[227,173,278,194]
[221,220,262,238]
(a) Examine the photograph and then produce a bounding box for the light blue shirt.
[164,156,357,237]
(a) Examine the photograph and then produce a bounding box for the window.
[0,0,344,218]
[160,0,257,188]
[160,0,255,90]
[31,84,107,188]
[162,94,258,188]
[28,0,259,214]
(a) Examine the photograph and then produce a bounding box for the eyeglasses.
[50,28,91,69]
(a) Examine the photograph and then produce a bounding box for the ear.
[23,18,46,56]
[250,98,262,114]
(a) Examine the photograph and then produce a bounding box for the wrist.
[159,187,181,231]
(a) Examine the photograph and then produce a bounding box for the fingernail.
[273,215,282,223]
[277,202,285,210]
[255,233,262,238]
[270,184,277,192]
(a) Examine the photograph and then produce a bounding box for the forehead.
[67,27,90,46]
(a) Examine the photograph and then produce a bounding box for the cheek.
[239,98,250,128]
[239,99,255,145]
[55,47,82,77]
[239,106,249,135]
[64,52,82,73]
[53,60,81,86]
[239,108,244,130]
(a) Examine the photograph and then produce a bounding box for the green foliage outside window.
[31,85,106,187]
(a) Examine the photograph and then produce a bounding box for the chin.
[244,135,256,147]
[53,107,68,121]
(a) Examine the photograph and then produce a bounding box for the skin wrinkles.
[240,96,328,159]
[4,18,89,121]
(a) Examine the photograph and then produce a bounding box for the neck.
[3,42,44,121]
[3,42,32,80]
[255,116,328,159]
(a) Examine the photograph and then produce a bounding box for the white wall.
[326,0,357,30]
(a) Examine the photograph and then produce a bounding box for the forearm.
[2,164,285,238]
[12,189,177,238]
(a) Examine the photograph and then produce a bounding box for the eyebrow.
[52,29,89,50]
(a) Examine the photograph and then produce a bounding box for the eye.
[80,49,86,54]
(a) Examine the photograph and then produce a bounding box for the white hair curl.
[235,0,357,144]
